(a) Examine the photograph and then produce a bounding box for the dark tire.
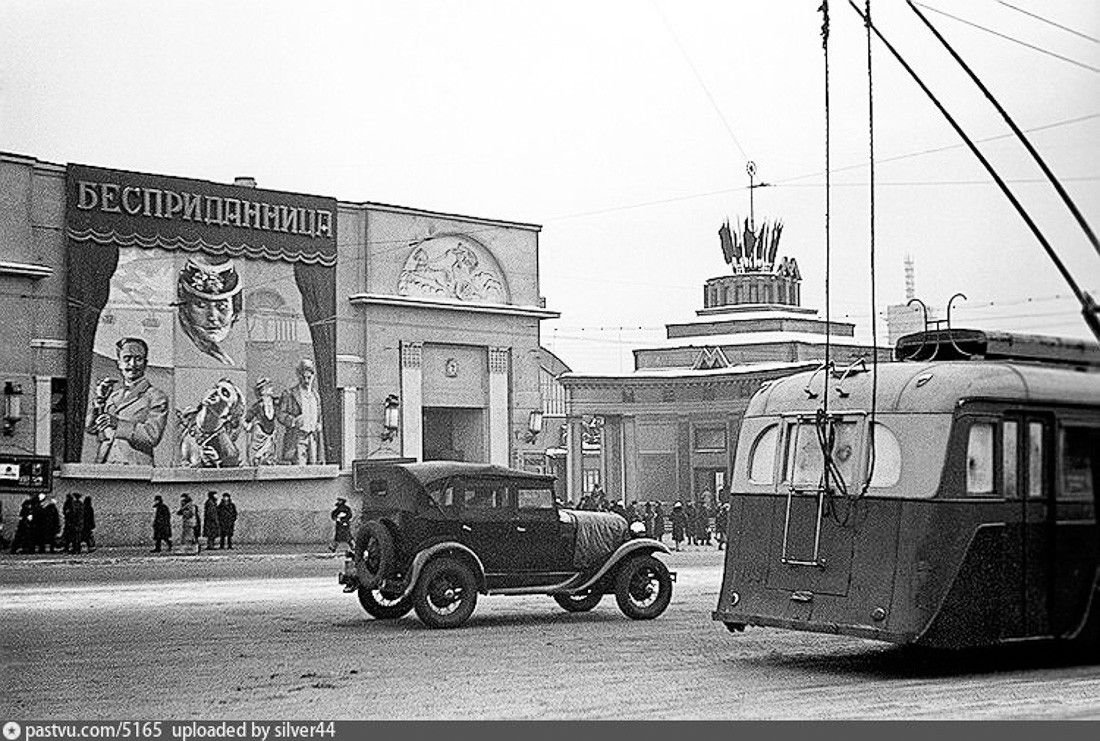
[355,521,395,590]
[413,556,478,629]
[614,555,672,620]
[357,586,414,620]
[553,590,603,613]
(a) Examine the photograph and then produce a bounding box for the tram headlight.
[729,591,741,607]
[871,606,887,622]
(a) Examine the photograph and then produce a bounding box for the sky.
[1,0,1097,373]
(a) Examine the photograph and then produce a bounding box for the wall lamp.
[3,381,23,436]
[523,409,544,444]
[381,394,400,442]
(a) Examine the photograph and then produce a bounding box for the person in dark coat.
[60,494,74,553]
[653,502,666,542]
[330,496,352,552]
[670,501,687,551]
[684,501,698,546]
[81,495,96,551]
[30,493,49,553]
[41,497,61,553]
[716,502,730,550]
[217,493,237,549]
[67,492,85,553]
[698,500,712,546]
[644,502,655,538]
[152,495,172,552]
[202,491,221,550]
[9,495,36,554]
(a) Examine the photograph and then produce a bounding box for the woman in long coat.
[670,502,687,551]
[653,502,666,542]
[177,494,199,554]
[217,493,238,549]
[202,491,221,550]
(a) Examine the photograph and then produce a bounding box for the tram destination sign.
[0,455,53,493]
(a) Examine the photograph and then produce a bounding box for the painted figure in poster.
[277,358,325,465]
[177,378,245,468]
[176,256,243,365]
[84,337,169,465]
[243,377,279,466]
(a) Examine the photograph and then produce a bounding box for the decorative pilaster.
[340,386,357,469]
[487,346,510,466]
[34,376,52,457]
[400,342,423,461]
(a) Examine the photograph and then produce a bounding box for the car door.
[457,477,517,573]
[514,480,572,572]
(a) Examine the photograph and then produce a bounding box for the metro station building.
[559,221,891,505]
[0,152,562,543]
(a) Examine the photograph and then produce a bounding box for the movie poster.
[64,164,339,468]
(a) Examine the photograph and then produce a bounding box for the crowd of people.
[6,492,96,554]
[158,490,238,554]
[566,484,731,552]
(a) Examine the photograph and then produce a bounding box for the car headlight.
[629,521,646,536]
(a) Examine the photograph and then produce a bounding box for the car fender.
[570,538,671,594]
[391,541,487,603]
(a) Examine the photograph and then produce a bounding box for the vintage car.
[338,460,674,629]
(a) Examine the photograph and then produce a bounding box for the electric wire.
[863,0,879,497]
[996,1,1100,45]
[913,2,1100,74]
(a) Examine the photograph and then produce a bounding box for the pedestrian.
[152,495,172,552]
[82,495,96,552]
[202,491,221,550]
[716,501,730,550]
[31,493,49,553]
[177,493,199,554]
[644,502,655,538]
[41,496,61,553]
[67,492,85,553]
[330,496,352,552]
[685,501,697,546]
[670,501,687,551]
[699,499,712,546]
[653,502,666,543]
[60,493,74,553]
[9,494,36,554]
[217,493,237,549]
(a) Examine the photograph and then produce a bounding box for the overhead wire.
[913,2,1100,74]
[996,1,1100,45]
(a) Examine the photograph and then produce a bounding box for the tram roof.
[748,357,1100,416]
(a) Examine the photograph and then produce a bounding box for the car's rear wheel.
[553,590,603,612]
[413,556,478,629]
[357,586,413,620]
[355,520,395,589]
[614,555,672,620]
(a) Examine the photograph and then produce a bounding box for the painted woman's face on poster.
[176,257,244,365]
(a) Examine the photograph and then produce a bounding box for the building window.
[694,426,727,452]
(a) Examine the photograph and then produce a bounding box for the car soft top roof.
[394,461,556,487]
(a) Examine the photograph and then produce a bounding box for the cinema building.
[558,220,891,505]
[0,152,563,543]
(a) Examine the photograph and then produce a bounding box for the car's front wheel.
[614,554,672,620]
[413,557,478,629]
[553,590,603,612]
[357,586,414,620]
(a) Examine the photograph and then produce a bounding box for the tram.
[712,328,1100,649]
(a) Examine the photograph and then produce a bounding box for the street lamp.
[381,394,400,442]
[3,381,23,436]
[524,409,544,444]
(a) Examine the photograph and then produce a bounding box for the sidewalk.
[0,542,344,567]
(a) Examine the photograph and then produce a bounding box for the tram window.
[1002,421,1018,498]
[966,422,994,495]
[1027,422,1044,499]
[785,420,859,487]
[868,423,901,488]
[1059,427,1097,502]
[748,425,778,483]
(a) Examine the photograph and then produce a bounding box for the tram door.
[1003,415,1053,639]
